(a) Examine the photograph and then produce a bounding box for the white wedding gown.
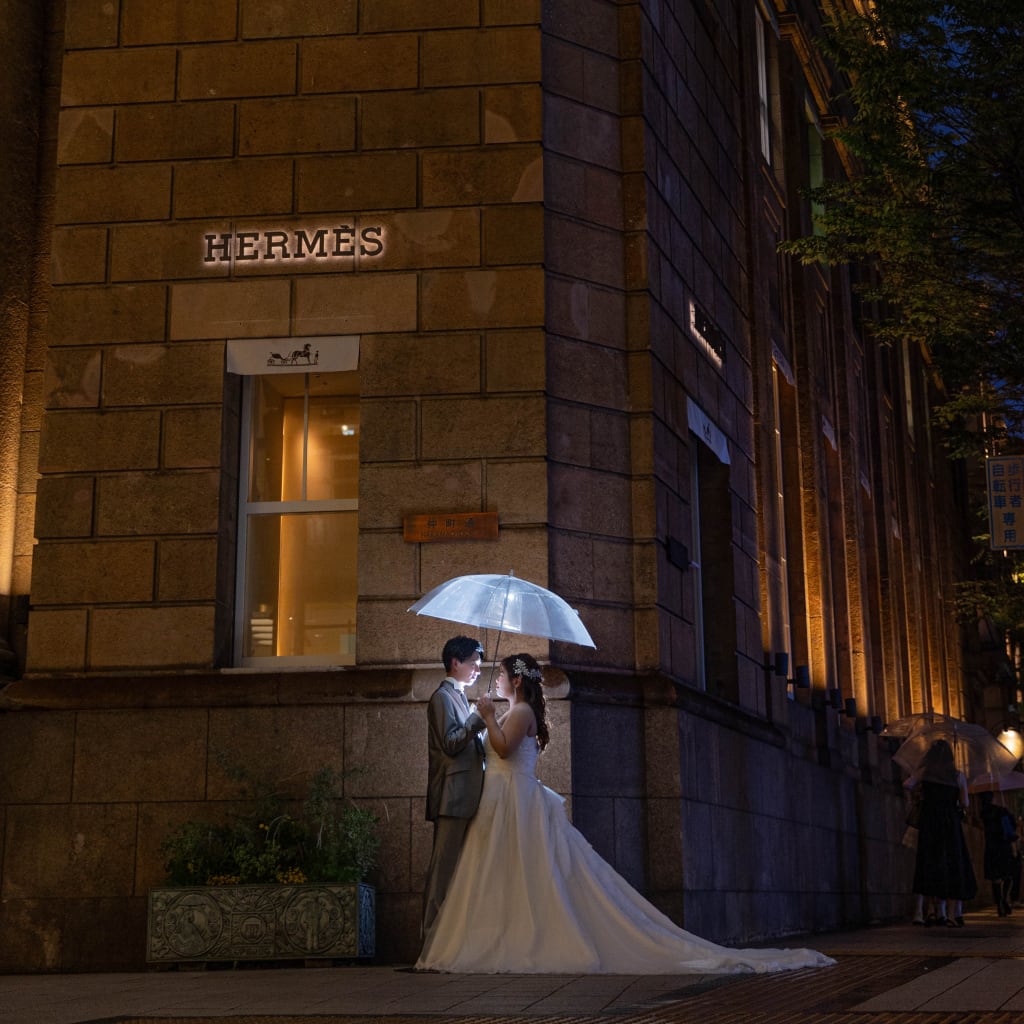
[416,732,835,974]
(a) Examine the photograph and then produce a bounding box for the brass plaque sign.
[403,512,499,542]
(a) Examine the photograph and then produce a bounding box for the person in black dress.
[905,738,977,927]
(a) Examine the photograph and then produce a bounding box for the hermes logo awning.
[226,335,359,374]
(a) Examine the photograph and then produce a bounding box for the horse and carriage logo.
[267,342,319,367]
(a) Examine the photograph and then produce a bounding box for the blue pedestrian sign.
[987,455,1024,549]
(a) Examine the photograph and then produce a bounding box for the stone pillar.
[0,0,53,679]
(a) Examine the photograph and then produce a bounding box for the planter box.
[146,883,374,964]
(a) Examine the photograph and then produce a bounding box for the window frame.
[232,370,359,669]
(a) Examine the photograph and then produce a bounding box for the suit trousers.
[422,815,471,937]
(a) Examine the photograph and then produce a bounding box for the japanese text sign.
[987,455,1024,549]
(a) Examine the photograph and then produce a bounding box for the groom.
[422,635,487,936]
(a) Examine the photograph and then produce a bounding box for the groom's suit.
[422,678,486,935]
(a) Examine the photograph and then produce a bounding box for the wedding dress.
[416,732,835,974]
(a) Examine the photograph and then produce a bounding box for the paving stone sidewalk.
[1,907,1022,1024]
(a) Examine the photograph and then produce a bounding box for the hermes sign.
[203,223,385,265]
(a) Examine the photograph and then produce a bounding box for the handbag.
[1002,811,1019,843]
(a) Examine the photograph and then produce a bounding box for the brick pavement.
[1,907,1022,1024]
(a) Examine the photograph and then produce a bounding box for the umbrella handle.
[487,629,504,695]
[486,573,514,696]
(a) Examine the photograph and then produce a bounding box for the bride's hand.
[476,695,495,718]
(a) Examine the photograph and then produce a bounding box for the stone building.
[0,0,974,971]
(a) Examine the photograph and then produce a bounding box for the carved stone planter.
[146,883,374,964]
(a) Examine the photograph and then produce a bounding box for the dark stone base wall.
[0,670,572,971]
[0,669,981,972]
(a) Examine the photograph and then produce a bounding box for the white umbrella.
[408,571,596,689]
[409,571,596,647]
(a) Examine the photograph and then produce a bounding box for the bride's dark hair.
[503,653,549,750]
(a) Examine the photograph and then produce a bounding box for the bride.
[416,652,835,975]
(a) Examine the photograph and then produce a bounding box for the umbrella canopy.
[408,572,596,648]
[893,719,1020,787]
[881,711,959,738]
[968,770,1024,794]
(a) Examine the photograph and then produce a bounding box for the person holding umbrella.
[421,635,487,938]
[905,738,977,927]
[416,652,834,974]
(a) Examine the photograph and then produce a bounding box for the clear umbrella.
[968,770,1024,794]
[881,711,959,738]
[408,571,596,689]
[893,718,1020,787]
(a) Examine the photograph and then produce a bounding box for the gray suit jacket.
[425,678,485,821]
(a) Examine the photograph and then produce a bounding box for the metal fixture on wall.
[663,537,692,571]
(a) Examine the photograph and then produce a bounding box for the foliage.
[953,495,1024,648]
[160,758,379,887]
[781,1,1024,455]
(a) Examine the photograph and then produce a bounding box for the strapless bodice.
[484,731,539,777]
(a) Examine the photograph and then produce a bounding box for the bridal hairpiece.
[512,657,543,681]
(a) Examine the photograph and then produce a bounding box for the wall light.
[997,728,1024,761]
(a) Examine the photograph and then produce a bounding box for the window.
[754,2,782,168]
[755,7,772,162]
[234,369,359,667]
[806,98,825,234]
[769,361,794,664]
[687,399,737,700]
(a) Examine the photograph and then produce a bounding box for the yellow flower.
[206,873,241,886]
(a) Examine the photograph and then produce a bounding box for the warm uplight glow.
[997,728,1024,761]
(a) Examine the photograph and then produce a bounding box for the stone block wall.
[0,0,983,977]
[542,2,639,674]
[0,675,573,971]
[628,2,762,702]
[32,0,554,675]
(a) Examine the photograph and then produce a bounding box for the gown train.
[416,734,835,974]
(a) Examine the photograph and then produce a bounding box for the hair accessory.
[512,657,543,681]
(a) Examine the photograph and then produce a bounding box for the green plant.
[160,758,380,887]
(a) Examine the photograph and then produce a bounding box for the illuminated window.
[234,370,359,667]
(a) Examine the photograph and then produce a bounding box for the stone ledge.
[0,663,575,711]
[0,669,419,711]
